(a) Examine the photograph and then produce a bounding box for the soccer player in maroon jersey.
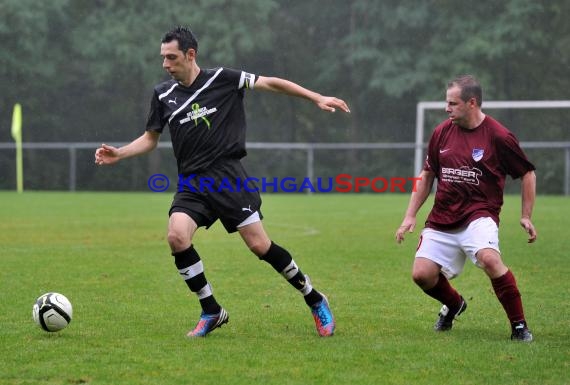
[396,75,536,342]
[95,26,350,338]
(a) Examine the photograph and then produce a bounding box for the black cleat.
[511,321,533,342]
[434,297,467,331]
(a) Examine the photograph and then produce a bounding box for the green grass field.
[0,192,568,385]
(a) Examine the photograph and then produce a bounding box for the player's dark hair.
[448,75,482,107]
[162,26,198,53]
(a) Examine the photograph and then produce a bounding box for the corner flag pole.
[11,103,23,193]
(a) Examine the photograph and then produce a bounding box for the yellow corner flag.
[11,103,23,193]
[11,103,22,141]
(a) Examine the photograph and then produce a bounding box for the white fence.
[1,141,569,194]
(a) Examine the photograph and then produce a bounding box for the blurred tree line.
[1,0,569,192]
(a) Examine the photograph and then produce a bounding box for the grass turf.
[0,192,568,385]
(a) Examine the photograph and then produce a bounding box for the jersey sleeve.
[239,71,257,90]
[145,90,166,133]
[220,67,257,90]
[496,131,536,179]
[424,124,444,173]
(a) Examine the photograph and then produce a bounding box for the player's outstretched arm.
[95,131,160,166]
[520,170,537,243]
[254,76,350,113]
[396,170,434,243]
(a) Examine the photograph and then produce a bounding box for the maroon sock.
[423,273,462,312]
[491,270,525,324]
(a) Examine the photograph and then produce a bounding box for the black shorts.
[169,159,263,233]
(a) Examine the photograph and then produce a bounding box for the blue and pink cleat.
[311,295,335,337]
[187,308,229,337]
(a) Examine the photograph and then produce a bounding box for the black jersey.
[146,67,257,174]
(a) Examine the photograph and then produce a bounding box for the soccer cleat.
[511,321,533,342]
[311,294,335,337]
[434,297,467,331]
[187,307,229,337]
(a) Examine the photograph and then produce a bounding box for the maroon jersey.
[424,115,535,230]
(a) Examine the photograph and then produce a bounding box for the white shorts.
[415,217,500,279]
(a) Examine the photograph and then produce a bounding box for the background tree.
[1,0,568,192]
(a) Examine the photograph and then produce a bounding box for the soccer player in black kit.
[95,26,350,337]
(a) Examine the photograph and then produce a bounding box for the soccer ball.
[32,292,73,332]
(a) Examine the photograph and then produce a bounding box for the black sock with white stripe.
[260,242,323,307]
[173,245,221,315]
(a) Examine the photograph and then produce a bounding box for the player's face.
[160,40,192,82]
[445,86,471,127]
